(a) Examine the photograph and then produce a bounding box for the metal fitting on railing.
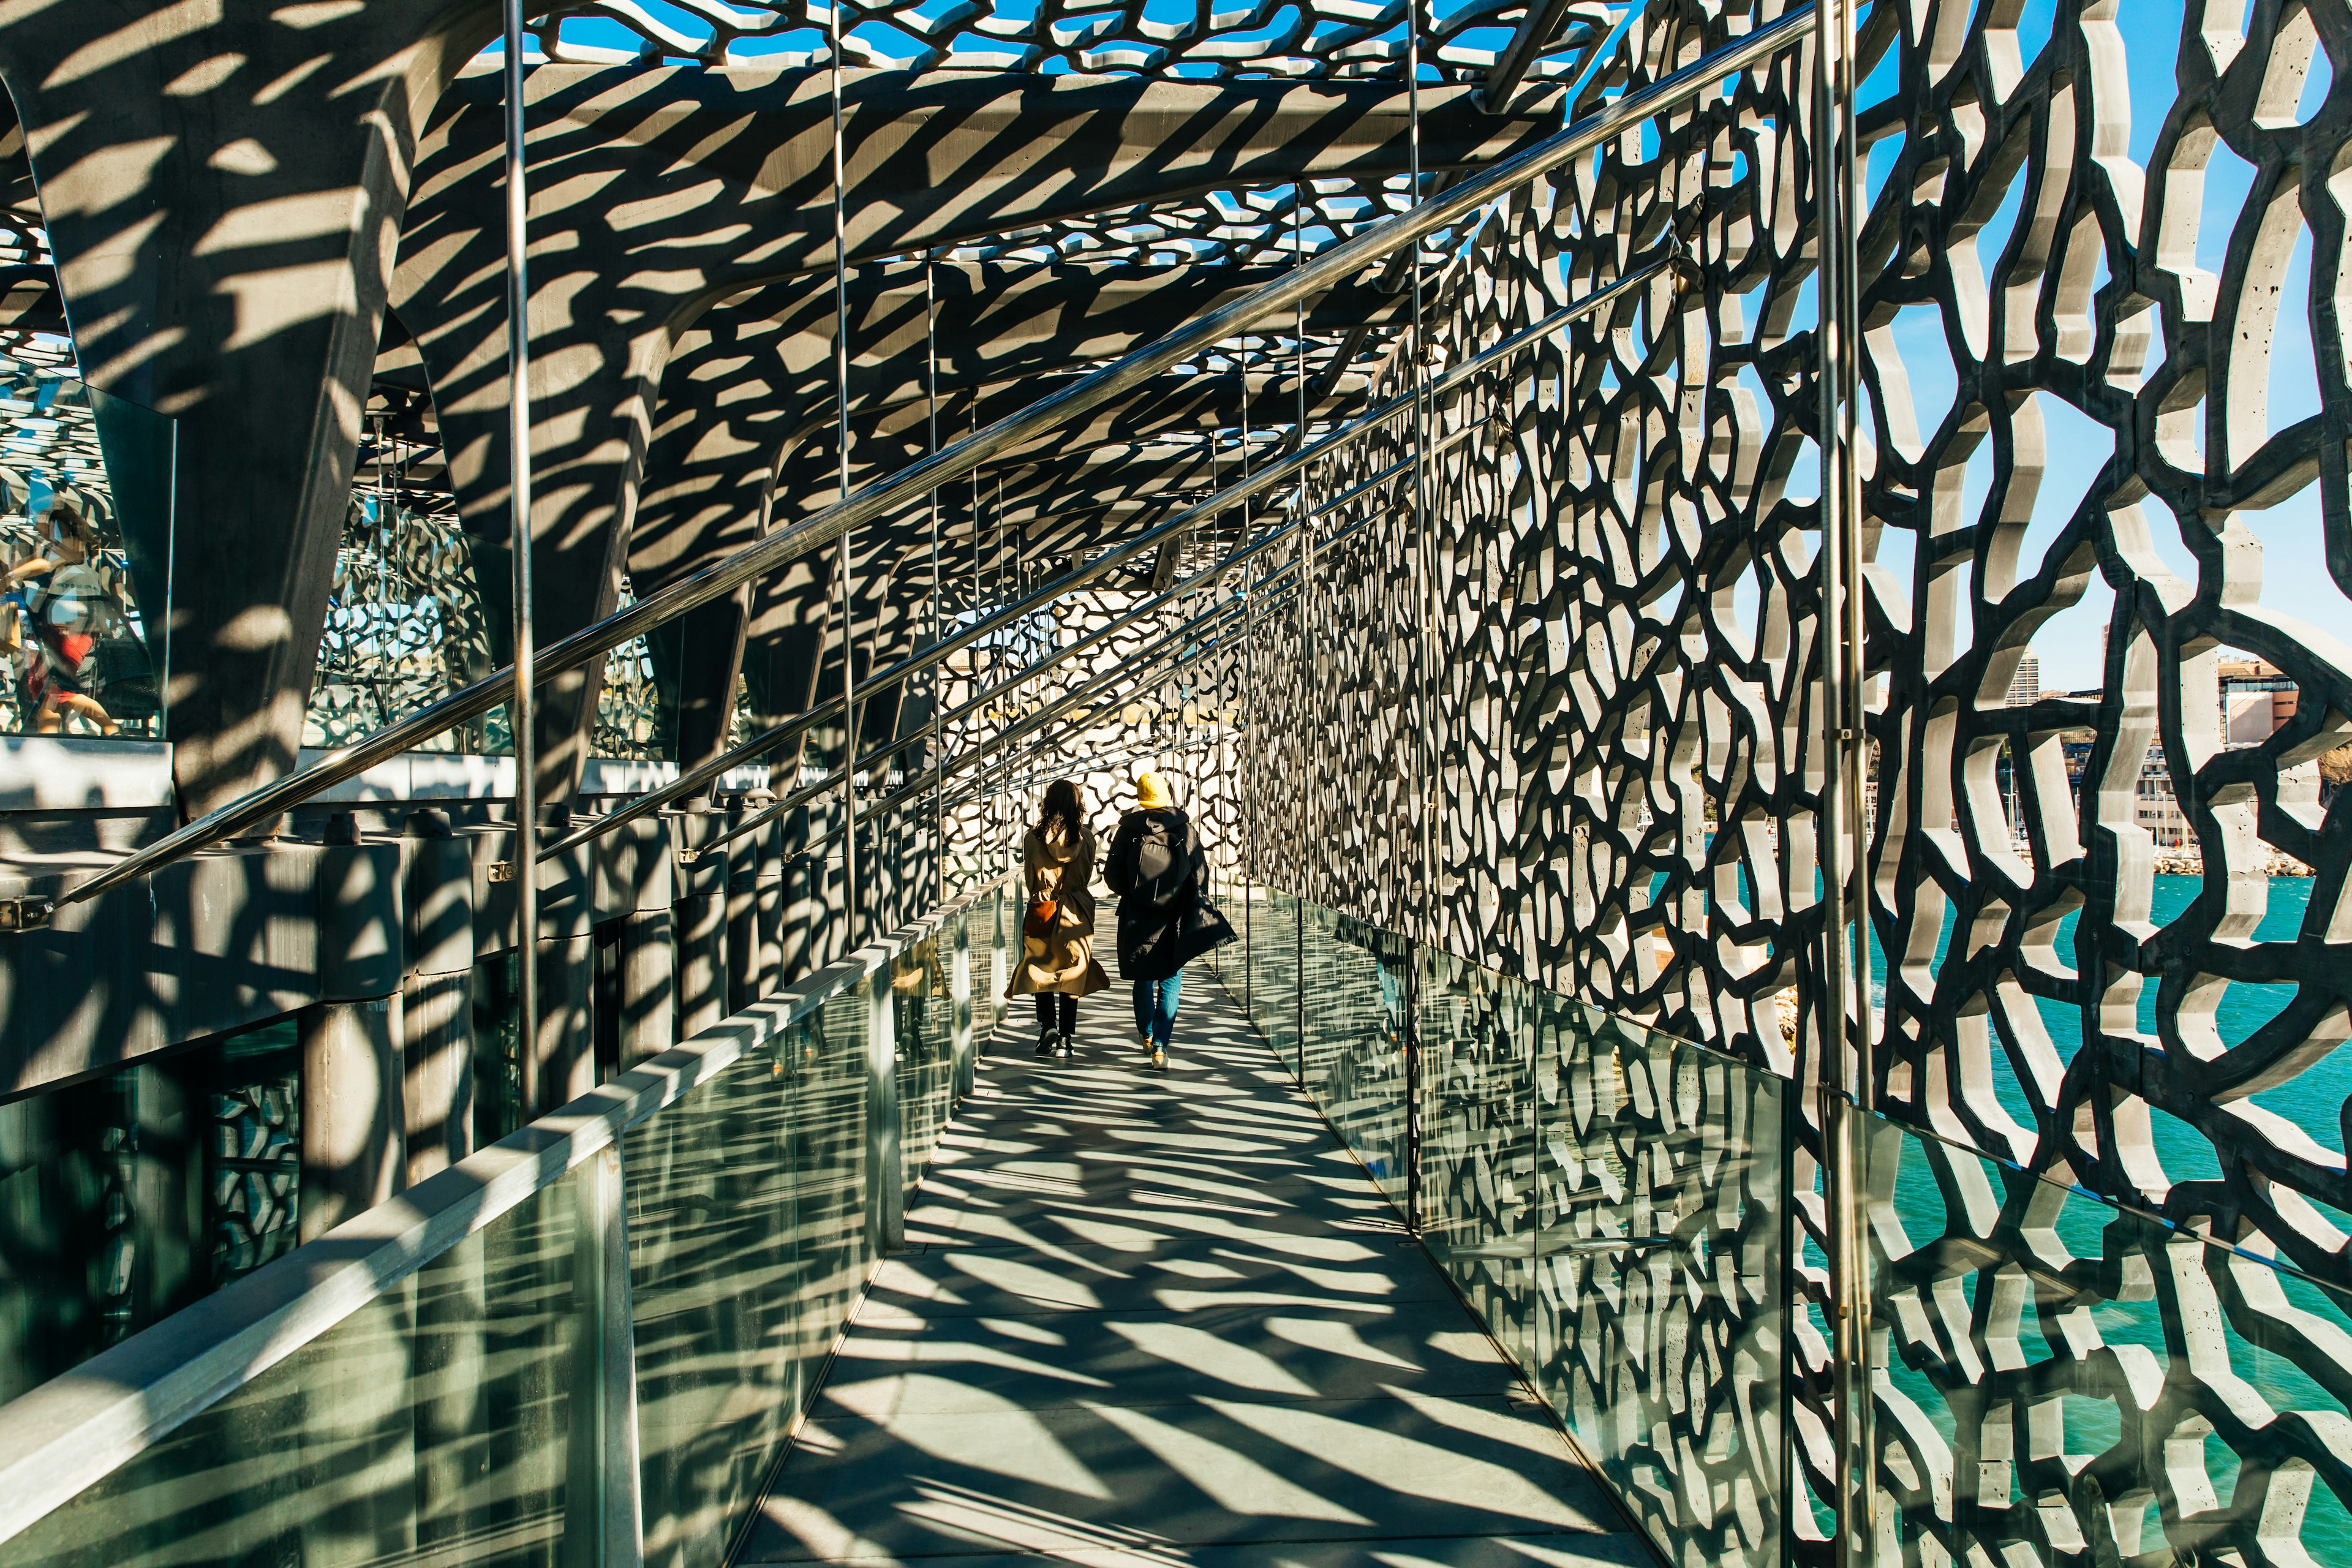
[0,896,52,932]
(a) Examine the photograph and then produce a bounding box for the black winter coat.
[1103,806,1207,981]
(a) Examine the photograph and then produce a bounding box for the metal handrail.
[690,576,1296,864]
[849,592,1292,842]
[532,426,1429,865]
[532,263,1658,865]
[53,8,1811,912]
[0,870,1017,1550]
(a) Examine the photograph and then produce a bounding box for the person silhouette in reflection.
[4,500,118,735]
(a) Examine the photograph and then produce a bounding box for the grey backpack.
[1129,812,1190,908]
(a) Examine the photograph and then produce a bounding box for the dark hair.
[1038,778,1083,837]
[45,500,94,548]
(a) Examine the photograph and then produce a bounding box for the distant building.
[2136,743,2190,849]
[2005,655,2040,706]
[2220,655,2296,745]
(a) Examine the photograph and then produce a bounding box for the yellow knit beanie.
[1134,770,1174,810]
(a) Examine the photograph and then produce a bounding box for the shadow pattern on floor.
[745,978,1649,1568]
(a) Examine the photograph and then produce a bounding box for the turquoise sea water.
[1890,873,2343,1180]
[1870,874,2352,1555]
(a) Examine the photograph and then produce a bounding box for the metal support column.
[564,1143,644,1568]
[1814,0,1874,1562]
[829,6,862,952]
[1401,0,1430,1239]
[500,0,540,1090]
[927,251,946,907]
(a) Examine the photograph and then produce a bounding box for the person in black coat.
[1102,769,1207,1070]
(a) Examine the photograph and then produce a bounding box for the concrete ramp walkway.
[742,976,1649,1568]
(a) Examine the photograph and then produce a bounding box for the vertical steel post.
[1401,0,1430,1238]
[927,251,944,906]
[1813,0,1872,1562]
[1296,415,1314,1083]
[501,0,540,1099]
[1286,192,1308,919]
[967,425,984,890]
[565,1143,643,1568]
[830,12,861,950]
[1232,370,1250,905]
[1240,548,1254,996]
[993,475,1007,870]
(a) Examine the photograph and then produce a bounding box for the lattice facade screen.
[939,576,1251,902]
[523,0,1612,80]
[1224,2,2352,1564]
[304,499,680,764]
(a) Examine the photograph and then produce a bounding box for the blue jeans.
[1132,971,1182,1046]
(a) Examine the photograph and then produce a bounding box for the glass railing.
[1421,946,1792,1568]
[1853,1105,2352,1568]
[1234,888,2352,1568]
[0,371,174,740]
[1238,882,1301,1074]
[305,502,688,764]
[0,880,1015,1567]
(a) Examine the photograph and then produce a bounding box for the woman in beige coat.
[1006,778,1110,1057]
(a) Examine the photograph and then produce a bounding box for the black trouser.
[1033,993,1077,1037]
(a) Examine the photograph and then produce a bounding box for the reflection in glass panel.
[1298,904,1409,1198]
[1247,889,1300,1075]
[794,990,872,1375]
[12,1167,584,1568]
[307,496,493,752]
[0,1017,302,1407]
[894,933,953,1193]
[1416,948,1537,1366]
[1532,1009,1789,1568]
[1251,890,1790,1568]
[0,369,172,739]
[628,1022,804,1568]
[1860,1111,2352,1567]
[303,481,673,760]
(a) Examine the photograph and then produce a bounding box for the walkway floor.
[742,975,1649,1568]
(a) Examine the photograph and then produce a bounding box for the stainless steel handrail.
[850,589,1294,838]
[0,870,1018,1549]
[531,264,1656,865]
[55,10,1810,911]
[689,576,1295,864]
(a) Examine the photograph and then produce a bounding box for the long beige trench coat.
[1005,821,1112,998]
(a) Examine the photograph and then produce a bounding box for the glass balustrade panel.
[1531,1008,1790,1568]
[9,1167,587,1568]
[1414,946,1539,1368]
[1247,887,1300,1074]
[895,929,953,1194]
[793,984,875,1368]
[1856,1107,2352,1568]
[626,1022,807,1568]
[1297,904,1410,1201]
[0,376,173,742]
